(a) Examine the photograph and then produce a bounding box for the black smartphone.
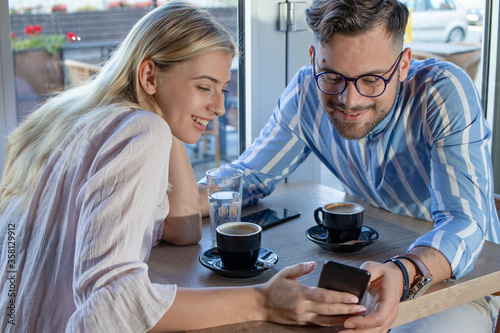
[317,260,371,304]
[241,207,301,229]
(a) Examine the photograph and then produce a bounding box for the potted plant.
[11,25,78,97]
[11,25,65,55]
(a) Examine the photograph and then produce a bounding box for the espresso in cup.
[314,202,364,243]
[216,222,262,270]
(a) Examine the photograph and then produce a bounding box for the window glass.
[188,0,239,179]
[405,0,416,11]
[428,0,455,11]
[8,0,239,178]
[403,0,485,93]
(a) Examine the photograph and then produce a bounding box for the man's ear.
[139,59,157,95]
[399,48,412,82]
[309,44,315,65]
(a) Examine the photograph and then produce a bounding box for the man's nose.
[338,81,363,107]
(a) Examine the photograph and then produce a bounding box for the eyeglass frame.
[312,49,405,98]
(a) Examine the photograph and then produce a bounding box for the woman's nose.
[210,92,226,117]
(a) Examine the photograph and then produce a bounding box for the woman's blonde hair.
[0,1,236,210]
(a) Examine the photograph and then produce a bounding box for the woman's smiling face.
[152,50,233,144]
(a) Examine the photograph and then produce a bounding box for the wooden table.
[148,181,500,332]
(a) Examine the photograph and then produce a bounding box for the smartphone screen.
[317,260,371,303]
[241,207,301,229]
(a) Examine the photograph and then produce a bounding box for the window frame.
[0,0,17,176]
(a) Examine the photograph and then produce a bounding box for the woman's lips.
[191,115,211,131]
[191,115,210,126]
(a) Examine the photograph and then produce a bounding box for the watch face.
[410,276,432,299]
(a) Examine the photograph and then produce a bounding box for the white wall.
[247,0,335,187]
[246,0,287,142]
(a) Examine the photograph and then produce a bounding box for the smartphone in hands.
[317,260,371,304]
[241,207,300,229]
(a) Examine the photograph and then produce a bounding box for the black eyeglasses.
[312,50,404,98]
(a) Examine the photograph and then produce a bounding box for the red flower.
[131,1,152,8]
[52,4,68,13]
[66,31,79,42]
[33,25,42,35]
[10,32,17,40]
[107,0,129,10]
[24,25,34,36]
[24,25,42,36]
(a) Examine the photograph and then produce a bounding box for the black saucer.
[199,247,279,278]
[306,225,378,252]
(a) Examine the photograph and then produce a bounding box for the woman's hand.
[255,262,367,327]
[151,262,367,332]
[162,136,202,245]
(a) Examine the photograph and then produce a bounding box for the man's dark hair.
[305,0,409,46]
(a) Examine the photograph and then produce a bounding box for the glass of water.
[206,167,243,247]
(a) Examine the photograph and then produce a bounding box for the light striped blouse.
[0,109,175,332]
[225,59,500,280]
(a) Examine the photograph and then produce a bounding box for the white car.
[402,0,468,43]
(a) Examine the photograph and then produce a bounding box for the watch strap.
[384,258,410,302]
[394,254,433,300]
[395,254,431,278]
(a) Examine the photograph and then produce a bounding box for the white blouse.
[0,108,176,332]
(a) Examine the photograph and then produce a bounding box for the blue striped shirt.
[224,59,500,279]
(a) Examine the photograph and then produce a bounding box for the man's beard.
[325,100,390,140]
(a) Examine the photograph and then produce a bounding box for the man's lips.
[339,109,361,116]
[327,102,375,120]
[329,107,365,118]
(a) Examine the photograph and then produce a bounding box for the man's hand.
[257,262,368,326]
[340,261,402,332]
[340,247,451,332]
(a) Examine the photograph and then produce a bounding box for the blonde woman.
[0,2,365,332]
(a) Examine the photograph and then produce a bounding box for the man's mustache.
[327,101,376,113]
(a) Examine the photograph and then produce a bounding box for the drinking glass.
[206,167,243,247]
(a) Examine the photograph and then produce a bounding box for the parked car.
[401,0,468,43]
[466,7,484,26]
[455,0,485,26]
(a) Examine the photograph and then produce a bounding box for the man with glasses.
[199,0,499,331]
